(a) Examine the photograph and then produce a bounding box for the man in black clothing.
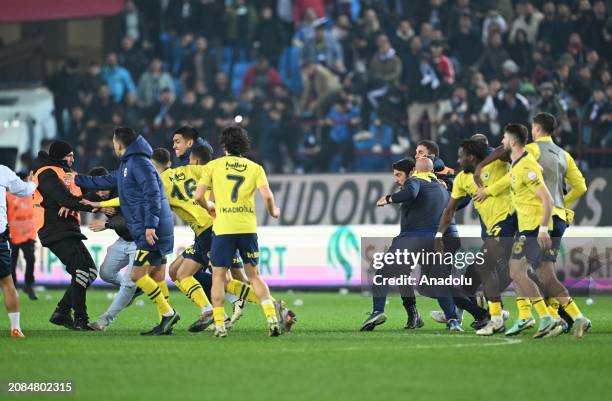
[32,140,97,330]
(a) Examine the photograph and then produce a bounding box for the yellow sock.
[156,280,170,321]
[546,297,561,319]
[136,276,172,317]
[178,276,210,309]
[517,298,533,320]
[488,301,502,318]
[561,298,583,320]
[226,279,261,304]
[213,307,225,327]
[261,299,276,320]
[531,297,550,318]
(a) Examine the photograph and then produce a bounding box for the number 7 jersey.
[161,165,213,235]
[198,155,268,235]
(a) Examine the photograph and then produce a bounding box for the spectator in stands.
[117,36,148,82]
[171,90,204,129]
[508,29,534,76]
[363,34,402,126]
[494,86,530,129]
[302,20,345,74]
[79,61,104,103]
[146,88,177,147]
[211,71,232,99]
[242,56,282,98]
[293,1,325,24]
[449,12,482,68]
[122,92,142,128]
[253,6,286,68]
[407,50,440,142]
[118,0,149,45]
[482,8,507,44]
[180,36,216,96]
[583,85,609,146]
[100,52,136,103]
[137,58,175,108]
[226,0,258,76]
[476,31,511,80]
[88,84,114,126]
[166,0,199,36]
[509,1,544,45]
[45,57,81,137]
[418,0,448,34]
[298,61,341,117]
[322,95,360,172]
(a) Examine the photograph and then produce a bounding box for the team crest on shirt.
[123,168,128,177]
[482,171,490,180]
[527,171,537,181]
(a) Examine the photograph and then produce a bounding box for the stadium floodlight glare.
[234,115,243,123]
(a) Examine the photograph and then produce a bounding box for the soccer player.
[493,124,560,338]
[82,167,140,331]
[0,165,36,337]
[437,139,516,335]
[32,141,98,330]
[475,114,591,337]
[73,128,180,335]
[171,125,213,166]
[194,125,282,337]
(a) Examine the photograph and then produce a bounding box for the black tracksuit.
[32,152,96,322]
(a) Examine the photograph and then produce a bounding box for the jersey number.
[226,175,245,202]
[170,178,196,200]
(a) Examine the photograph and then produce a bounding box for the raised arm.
[75,171,118,190]
[1,166,35,198]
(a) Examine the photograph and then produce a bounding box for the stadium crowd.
[40,0,612,174]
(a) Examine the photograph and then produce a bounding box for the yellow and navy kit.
[161,165,213,236]
[452,159,514,236]
[198,156,268,235]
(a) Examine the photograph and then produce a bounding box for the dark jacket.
[32,152,94,246]
[176,137,213,167]
[74,136,174,254]
[84,190,133,242]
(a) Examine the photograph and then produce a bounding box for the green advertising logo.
[328,226,359,282]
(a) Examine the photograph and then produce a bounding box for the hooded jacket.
[31,151,94,246]
[176,137,213,167]
[74,136,174,254]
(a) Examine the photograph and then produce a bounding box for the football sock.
[178,276,210,311]
[546,297,561,319]
[226,279,260,304]
[532,297,550,318]
[261,299,277,320]
[8,312,20,330]
[516,298,533,320]
[213,307,225,327]
[136,276,172,317]
[561,298,583,320]
[156,280,170,320]
[488,301,502,321]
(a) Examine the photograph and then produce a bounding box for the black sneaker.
[73,319,95,331]
[49,310,74,329]
[141,310,181,336]
[23,285,38,300]
[405,312,425,330]
[470,313,491,331]
[126,287,144,307]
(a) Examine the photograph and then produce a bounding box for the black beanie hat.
[49,140,73,161]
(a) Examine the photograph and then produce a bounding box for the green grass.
[2,290,612,401]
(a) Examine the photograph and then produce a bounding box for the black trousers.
[47,238,97,321]
[11,239,36,286]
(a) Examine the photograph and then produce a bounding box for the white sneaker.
[476,319,505,336]
[231,299,246,325]
[89,315,111,331]
[430,310,447,323]
[267,317,281,337]
[214,325,227,338]
[543,319,565,338]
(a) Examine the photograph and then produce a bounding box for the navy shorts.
[510,229,541,267]
[485,213,518,239]
[0,238,11,279]
[183,228,243,269]
[210,233,258,268]
[133,248,167,267]
[542,216,566,263]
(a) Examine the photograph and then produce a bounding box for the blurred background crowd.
[37,0,612,173]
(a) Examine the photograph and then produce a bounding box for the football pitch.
[2,290,612,401]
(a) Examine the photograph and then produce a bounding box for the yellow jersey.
[198,155,268,235]
[525,137,586,223]
[451,159,513,233]
[161,165,213,235]
[509,152,549,231]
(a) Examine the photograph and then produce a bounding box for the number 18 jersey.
[198,155,268,235]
